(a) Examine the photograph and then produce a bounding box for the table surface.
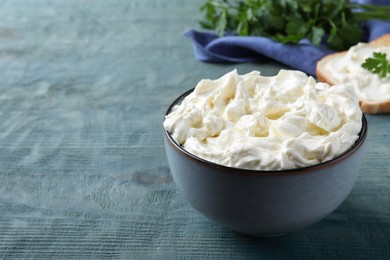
[0,0,389,259]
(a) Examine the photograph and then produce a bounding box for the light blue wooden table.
[0,0,388,258]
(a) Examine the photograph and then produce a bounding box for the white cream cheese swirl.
[164,70,362,170]
[324,43,390,102]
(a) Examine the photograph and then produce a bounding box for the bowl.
[163,89,368,237]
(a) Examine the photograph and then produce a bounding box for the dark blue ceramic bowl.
[163,89,368,236]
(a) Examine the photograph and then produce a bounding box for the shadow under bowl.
[163,89,368,237]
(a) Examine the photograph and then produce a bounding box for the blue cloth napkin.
[185,1,390,76]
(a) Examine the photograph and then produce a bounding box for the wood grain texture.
[0,0,388,259]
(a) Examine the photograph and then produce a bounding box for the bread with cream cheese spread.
[316,34,390,114]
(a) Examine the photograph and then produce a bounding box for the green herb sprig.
[361,52,390,78]
[199,0,390,51]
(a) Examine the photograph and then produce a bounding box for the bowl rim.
[163,88,368,176]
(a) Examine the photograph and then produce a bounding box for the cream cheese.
[164,70,362,170]
[324,43,390,102]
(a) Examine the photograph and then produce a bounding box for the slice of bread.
[317,34,390,114]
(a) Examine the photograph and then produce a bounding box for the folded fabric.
[184,1,390,76]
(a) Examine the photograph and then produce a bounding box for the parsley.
[199,0,390,51]
[361,52,390,78]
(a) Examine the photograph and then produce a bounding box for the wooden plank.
[0,0,388,258]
